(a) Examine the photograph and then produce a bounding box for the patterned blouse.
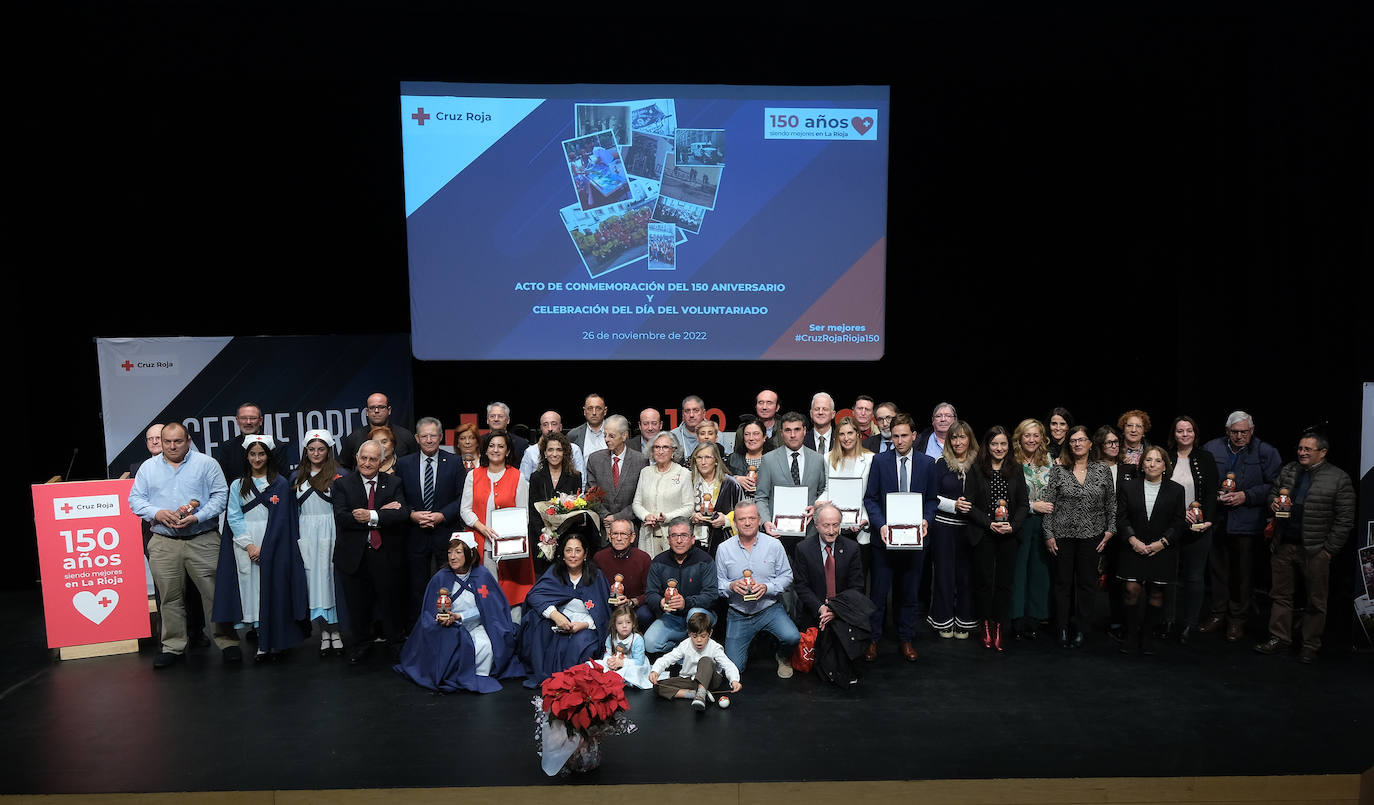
[1041,462,1117,541]
[1022,461,1052,509]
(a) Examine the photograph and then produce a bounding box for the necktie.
[883,439,892,452]
[900,456,909,493]
[824,543,836,599]
[367,480,382,549]
[422,457,435,511]
[817,435,826,455]
[612,454,620,487]
[790,451,801,485]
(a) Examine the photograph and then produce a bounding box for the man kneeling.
[649,611,741,711]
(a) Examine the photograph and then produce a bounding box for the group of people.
[128,390,1357,697]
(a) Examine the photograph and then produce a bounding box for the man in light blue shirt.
[129,422,241,668]
[715,500,799,677]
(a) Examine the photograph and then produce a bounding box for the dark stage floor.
[1,589,1371,795]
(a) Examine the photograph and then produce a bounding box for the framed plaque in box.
[884,492,925,549]
[491,507,529,560]
[828,476,864,526]
[772,485,810,536]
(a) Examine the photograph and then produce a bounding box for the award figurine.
[176,499,201,518]
[994,499,1009,523]
[700,490,714,519]
[742,569,760,602]
[609,573,626,604]
[1189,500,1207,531]
[664,579,679,605]
[746,465,758,485]
[1219,473,1237,497]
[435,587,453,621]
[1274,488,1292,518]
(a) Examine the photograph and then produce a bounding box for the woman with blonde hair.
[687,442,742,555]
[929,420,980,638]
[1011,418,1054,639]
[826,415,874,577]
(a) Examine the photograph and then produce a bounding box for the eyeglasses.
[652,445,673,450]
[1103,439,1120,446]
[1228,428,1252,435]
[1068,438,1089,445]
[1296,446,1322,453]
[876,416,894,423]
[366,405,390,412]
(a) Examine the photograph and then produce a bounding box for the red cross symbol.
[412,107,430,125]
[269,495,279,505]
[121,361,134,372]
[98,595,114,608]
[477,585,489,599]
[584,599,595,610]
[60,503,74,514]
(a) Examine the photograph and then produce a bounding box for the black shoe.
[1057,629,1072,649]
[254,651,270,664]
[1253,637,1289,656]
[1298,647,1317,664]
[1071,631,1085,649]
[153,652,181,669]
[1177,626,1193,646]
[222,645,243,664]
[188,632,211,649]
[348,645,372,665]
[1107,624,1125,643]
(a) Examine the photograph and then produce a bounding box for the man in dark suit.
[396,416,466,617]
[757,412,827,551]
[216,402,292,480]
[485,401,529,461]
[795,503,865,629]
[585,414,647,534]
[341,393,415,470]
[862,401,900,455]
[802,392,837,457]
[332,439,410,662]
[863,413,939,662]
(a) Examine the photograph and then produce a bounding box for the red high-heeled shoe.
[981,621,994,649]
[993,622,1005,652]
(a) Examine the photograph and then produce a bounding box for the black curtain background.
[21,6,1368,591]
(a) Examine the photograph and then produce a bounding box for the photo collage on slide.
[560,98,725,278]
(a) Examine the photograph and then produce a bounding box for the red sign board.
[31,480,150,648]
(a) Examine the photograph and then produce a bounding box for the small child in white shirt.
[597,604,652,689]
[649,612,741,711]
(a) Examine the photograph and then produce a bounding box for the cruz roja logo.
[412,107,493,125]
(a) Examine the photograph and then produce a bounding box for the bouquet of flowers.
[536,487,606,561]
[533,661,636,775]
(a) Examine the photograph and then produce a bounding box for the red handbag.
[791,627,818,673]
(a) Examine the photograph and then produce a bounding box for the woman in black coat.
[1165,415,1219,643]
[966,426,1029,651]
[1115,445,1187,655]
[528,432,584,576]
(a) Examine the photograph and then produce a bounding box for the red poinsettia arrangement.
[539,662,629,736]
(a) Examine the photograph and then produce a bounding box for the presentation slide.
[401,83,889,360]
